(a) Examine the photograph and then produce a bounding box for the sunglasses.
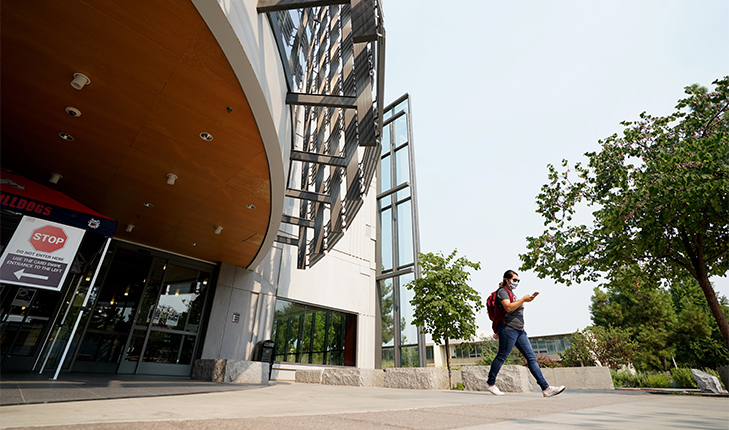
[510,279,520,284]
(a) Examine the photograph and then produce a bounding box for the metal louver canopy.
[260,0,384,269]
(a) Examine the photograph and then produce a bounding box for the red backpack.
[486,287,515,334]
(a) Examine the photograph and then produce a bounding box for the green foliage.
[611,370,671,388]
[407,250,483,345]
[590,269,729,370]
[670,277,729,368]
[646,373,673,388]
[670,368,697,388]
[453,382,464,390]
[560,326,638,370]
[520,76,729,350]
[590,265,677,371]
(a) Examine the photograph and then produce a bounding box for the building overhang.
[1,0,286,268]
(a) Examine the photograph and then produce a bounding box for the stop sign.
[29,225,68,253]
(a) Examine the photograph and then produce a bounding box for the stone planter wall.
[529,366,614,390]
[384,367,449,390]
[462,365,532,393]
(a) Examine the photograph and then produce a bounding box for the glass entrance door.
[71,242,212,376]
[119,262,210,376]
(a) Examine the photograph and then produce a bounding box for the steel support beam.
[276,235,299,246]
[281,215,316,228]
[286,92,357,108]
[291,150,348,167]
[257,0,347,13]
[286,188,332,204]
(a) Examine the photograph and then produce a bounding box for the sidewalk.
[1,376,727,429]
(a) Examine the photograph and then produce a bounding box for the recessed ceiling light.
[191,242,199,247]
[59,132,74,141]
[143,202,154,208]
[65,107,81,117]
[200,132,213,141]
[246,204,256,210]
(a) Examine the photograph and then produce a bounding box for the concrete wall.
[203,175,378,367]
[528,366,614,390]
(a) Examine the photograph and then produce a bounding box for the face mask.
[509,281,519,289]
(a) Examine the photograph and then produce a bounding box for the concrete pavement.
[1,380,728,429]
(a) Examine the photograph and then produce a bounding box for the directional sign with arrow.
[0,216,85,291]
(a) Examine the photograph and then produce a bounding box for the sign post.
[0,216,85,291]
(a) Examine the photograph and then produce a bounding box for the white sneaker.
[485,384,505,396]
[543,385,565,398]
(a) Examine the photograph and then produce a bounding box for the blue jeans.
[487,324,549,391]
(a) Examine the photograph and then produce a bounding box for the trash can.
[254,339,275,381]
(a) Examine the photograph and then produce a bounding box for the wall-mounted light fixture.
[49,173,62,184]
[167,173,178,185]
[214,226,223,235]
[125,224,134,232]
[71,73,90,90]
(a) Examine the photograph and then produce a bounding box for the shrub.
[452,382,464,390]
[646,373,672,388]
[611,370,674,388]
[670,368,697,388]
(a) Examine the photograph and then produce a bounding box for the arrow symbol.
[14,269,49,281]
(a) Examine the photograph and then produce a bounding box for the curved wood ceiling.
[1,0,272,267]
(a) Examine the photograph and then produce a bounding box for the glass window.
[396,201,414,267]
[381,123,391,156]
[400,345,419,367]
[380,208,392,272]
[395,114,408,146]
[379,279,394,347]
[153,265,204,332]
[393,99,409,116]
[271,299,353,366]
[381,347,395,369]
[395,146,410,186]
[380,154,391,193]
[398,273,417,346]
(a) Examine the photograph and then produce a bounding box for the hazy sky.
[382,0,729,336]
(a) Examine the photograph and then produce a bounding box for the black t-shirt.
[497,287,524,330]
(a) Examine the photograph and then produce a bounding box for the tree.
[590,265,677,371]
[520,76,729,351]
[406,250,483,387]
[560,326,638,370]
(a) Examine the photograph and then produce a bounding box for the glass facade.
[272,298,356,366]
[530,335,571,356]
[377,95,423,368]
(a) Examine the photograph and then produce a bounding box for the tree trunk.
[696,270,729,352]
[445,337,452,389]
